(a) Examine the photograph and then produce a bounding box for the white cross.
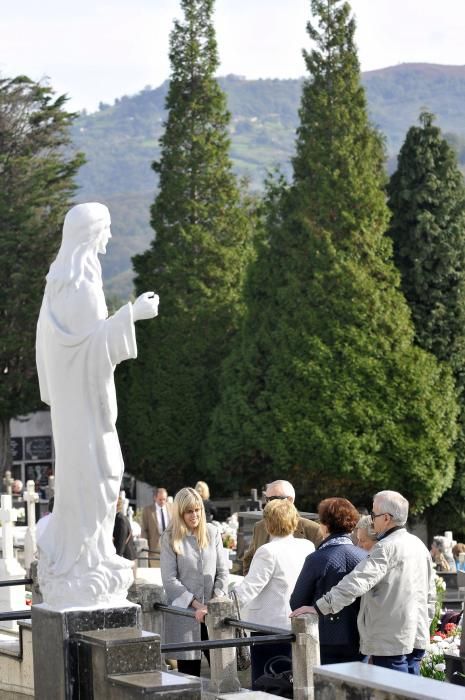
[0,494,18,560]
[23,480,39,528]
[23,481,39,570]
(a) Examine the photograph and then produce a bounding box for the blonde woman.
[160,487,228,676]
[194,480,217,522]
[231,499,314,689]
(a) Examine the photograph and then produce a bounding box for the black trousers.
[177,623,210,677]
[320,644,366,665]
[250,632,292,688]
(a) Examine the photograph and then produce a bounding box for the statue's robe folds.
[36,281,137,608]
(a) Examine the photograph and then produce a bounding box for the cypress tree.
[0,76,84,475]
[118,0,253,488]
[388,112,465,535]
[206,0,457,511]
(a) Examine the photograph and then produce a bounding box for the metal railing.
[0,577,33,622]
[0,610,31,621]
[0,578,32,588]
[154,602,294,653]
[138,548,160,563]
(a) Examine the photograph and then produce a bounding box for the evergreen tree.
[0,75,84,475]
[388,112,465,535]
[118,0,253,488]
[205,0,457,511]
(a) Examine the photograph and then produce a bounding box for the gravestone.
[0,494,27,630]
[22,480,39,572]
[2,470,13,495]
[445,575,465,686]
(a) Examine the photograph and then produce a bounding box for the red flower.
[444,622,457,635]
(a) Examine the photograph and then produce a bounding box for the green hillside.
[71,64,465,297]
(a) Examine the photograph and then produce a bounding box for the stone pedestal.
[107,670,201,699]
[127,579,167,638]
[314,661,465,699]
[291,613,320,700]
[32,602,140,699]
[75,627,160,698]
[206,596,240,695]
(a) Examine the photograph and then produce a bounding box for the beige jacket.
[242,515,322,575]
[141,502,173,555]
[316,528,436,656]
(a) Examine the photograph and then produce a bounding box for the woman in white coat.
[160,487,228,676]
[232,499,314,688]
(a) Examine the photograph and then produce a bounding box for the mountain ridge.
[71,63,465,297]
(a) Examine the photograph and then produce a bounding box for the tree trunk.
[0,417,12,482]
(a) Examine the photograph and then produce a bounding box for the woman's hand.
[290,605,317,617]
[194,606,208,622]
[191,598,208,622]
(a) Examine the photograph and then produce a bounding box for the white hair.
[356,515,377,540]
[374,490,409,526]
[266,480,295,499]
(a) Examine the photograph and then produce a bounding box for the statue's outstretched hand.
[133,292,159,321]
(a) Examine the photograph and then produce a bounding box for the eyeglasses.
[370,511,392,522]
[265,496,288,503]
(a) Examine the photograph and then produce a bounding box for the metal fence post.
[206,596,241,693]
[291,613,320,700]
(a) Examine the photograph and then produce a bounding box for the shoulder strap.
[230,588,242,620]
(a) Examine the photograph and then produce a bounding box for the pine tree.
[205,0,458,511]
[117,0,253,488]
[0,75,84,475]
[388,112,465,535]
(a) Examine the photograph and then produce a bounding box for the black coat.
[203,499,217,522]
[290,533,367,648]
[113,512,137,561]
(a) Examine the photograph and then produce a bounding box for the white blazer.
[233,534,314,630]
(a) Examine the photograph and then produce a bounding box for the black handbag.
[230,589,251,671]
[254,655,293,698]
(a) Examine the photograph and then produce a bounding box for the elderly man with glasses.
[291,490,435,675]
[242,479,323,575]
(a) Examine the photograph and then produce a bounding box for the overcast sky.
[1,0,464,113]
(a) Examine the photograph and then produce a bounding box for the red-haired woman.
[290,497,367,664]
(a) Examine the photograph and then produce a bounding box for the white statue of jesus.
[35,202,158,609]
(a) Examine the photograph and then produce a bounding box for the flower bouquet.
[421,623,461,681]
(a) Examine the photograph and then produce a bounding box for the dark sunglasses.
[370,511,392,522]
[265,496,288,503]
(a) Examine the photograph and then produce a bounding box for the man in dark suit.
[141,487,173,567]
[242,479,322,574]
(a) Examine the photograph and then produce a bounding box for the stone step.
[107,669,201,699]
[218,692,285,699]
[0,630,20,658]
[75,626,161,675]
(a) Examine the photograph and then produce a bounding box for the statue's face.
[97,222,112,254]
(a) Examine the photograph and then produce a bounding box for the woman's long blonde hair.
[169,487,209,554]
